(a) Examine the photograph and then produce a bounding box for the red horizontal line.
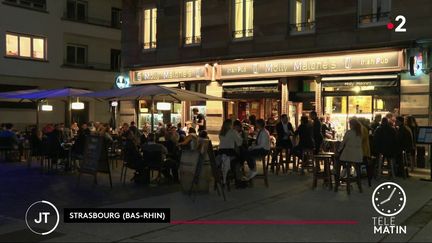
[171,220,358,225]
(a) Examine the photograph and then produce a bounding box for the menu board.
[80,135,109,174]
[417,127,432,144]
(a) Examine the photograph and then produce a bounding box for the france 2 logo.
[387,15,406,32]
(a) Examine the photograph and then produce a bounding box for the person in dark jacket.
[310,111,323,154]
[275,114,295,154]
[293,116,315,158]
[395,116,414,177]
[373,117,398,159]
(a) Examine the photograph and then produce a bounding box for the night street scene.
[1,0,432,242]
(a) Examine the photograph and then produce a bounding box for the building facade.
[0,0,122,128]
[121,0,432,139]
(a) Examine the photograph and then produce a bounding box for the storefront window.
[348,96,372,114]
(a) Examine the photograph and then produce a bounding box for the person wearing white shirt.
[218,119,243,184]
[246,119,271,180]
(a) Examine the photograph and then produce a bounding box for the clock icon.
[372,182,406,217]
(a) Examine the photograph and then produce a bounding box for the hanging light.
[71,98,85,110]
[41,101,53,112]
[111,101,118,107]
[156,102,171,111]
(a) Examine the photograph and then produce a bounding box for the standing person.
[310,111,323,154]
[276,114,295,160]
[335,119,363,190]
[192,108,206,132]
[370,114,382,133]
[245,119,270,180]
[373,117,398,174]
[218,119,243,185]
[395,116,414,177]
[70,122,79,137]
[293,116,315,159]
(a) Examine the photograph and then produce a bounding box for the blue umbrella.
[1,88,92,127]
[3,88,92,100]
[0,89,43,99]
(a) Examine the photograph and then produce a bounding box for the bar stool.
[266,147,283,175]
[298,149,314,174]
[334,161,363,195]
[251,151,270,188]
[313,152,335,190]
[377,154,395,179]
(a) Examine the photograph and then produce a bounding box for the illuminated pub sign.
[218,50,403,79]
[133,65,210,83]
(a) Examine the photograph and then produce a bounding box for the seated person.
[142,133,176,182]
[177,123,186,143]
[123,131,147,180]
[72,125,90,158]
[0,123,19,149]
[245,119,271,180]
[178,127,198,150]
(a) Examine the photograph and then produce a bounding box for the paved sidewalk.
[0,162,431,242]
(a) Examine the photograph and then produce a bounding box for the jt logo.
[34,212,50,224]
[26,201,59,235]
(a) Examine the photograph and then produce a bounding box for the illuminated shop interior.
[322,75,400,137]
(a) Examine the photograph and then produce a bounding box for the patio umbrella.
[2,88,92,127]
[0,89,43,99]
[82,85,227,131]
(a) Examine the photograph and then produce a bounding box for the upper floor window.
[66,0,87,21]
[290,0,315,34]
[358,0,391,26]
[111,8,122,28]
[141,7,157,50]
[5,33,46,60]
[66,44,87,65]
[110,49,121,71]
[232,0,253,39]
[184,0,201,45]
[3,0,46,11]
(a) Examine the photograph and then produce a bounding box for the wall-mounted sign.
[322,80,398,87]
[132,65,210,83]
[218,50,403,79]
[115,75,130,89]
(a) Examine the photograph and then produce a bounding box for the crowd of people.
[0,108,420,185]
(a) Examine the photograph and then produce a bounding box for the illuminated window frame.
[5,32,47,60]
[183,0,201,46]
[232,0,254,39]
[289,0,315,35]
[141,7,157,50]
